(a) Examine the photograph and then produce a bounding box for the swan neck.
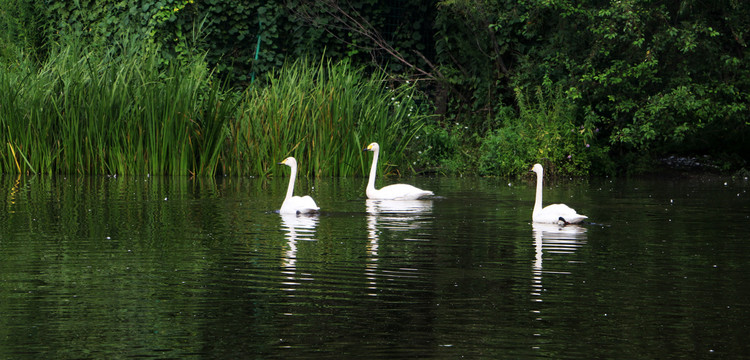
[367,147,379,192]
[285,163,297,200]
[534,169,544,213]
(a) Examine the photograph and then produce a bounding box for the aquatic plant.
[225,57,424,178]
[0,42,424,177]
[0,41,231,176]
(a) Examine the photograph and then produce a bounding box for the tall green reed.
[1,41,424,177]
[0,40,232,176]
[226,58,424,178]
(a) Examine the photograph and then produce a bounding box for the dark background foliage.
[2,0,747,175]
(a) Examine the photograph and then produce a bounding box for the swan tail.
[562,214,588,224]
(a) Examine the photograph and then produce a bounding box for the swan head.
[364,142,379,152]
[279,157,297,167]
[530,163,543,174]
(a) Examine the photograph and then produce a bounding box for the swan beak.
[278,160,286,165]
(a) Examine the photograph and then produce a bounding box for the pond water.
[1,173,749,359]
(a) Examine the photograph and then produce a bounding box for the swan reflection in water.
[531,222,587,318]
[366,199,434,229]
[279,213,318,292]
[365,199,433,295]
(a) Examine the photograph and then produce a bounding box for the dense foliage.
[430,0,749,174]
[1,0,747,176]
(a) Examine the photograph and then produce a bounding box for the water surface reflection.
[366,199,433,228]
[365,199,433,296]
[1,175,749,359]
[531,222,588,307]
[279,213,318,290]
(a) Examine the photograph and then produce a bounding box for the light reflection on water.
[365,199,433,296]
[279,213,318,292]
[1,175,749,358]
[530,222,587,330]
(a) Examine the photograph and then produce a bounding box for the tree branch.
[289,0,438,81]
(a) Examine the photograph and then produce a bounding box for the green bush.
[478,84,611,177]
[478,127,533,177]
[409,122,465,174]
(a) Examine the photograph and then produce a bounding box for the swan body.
[364,142,433,200]
[279,157,319,214]
[530,163,587,224]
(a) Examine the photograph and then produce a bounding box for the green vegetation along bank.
[1,0,748,177]
[1,43,422,177]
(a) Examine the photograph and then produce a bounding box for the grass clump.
[1,41,232,176]
[226,58,424,178]
[1,41,425,177]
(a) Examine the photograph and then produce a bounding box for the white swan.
[530,163,587,224]
[278,157,320,214]
[363,142,434,200]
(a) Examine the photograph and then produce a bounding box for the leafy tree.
[513,0,750,165]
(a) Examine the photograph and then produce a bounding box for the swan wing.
[298,196,319,211]
[534,203,587,224]
[369,183,433,200]
[280,195,320,214]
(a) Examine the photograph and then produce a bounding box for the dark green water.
[1,174,748,359]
